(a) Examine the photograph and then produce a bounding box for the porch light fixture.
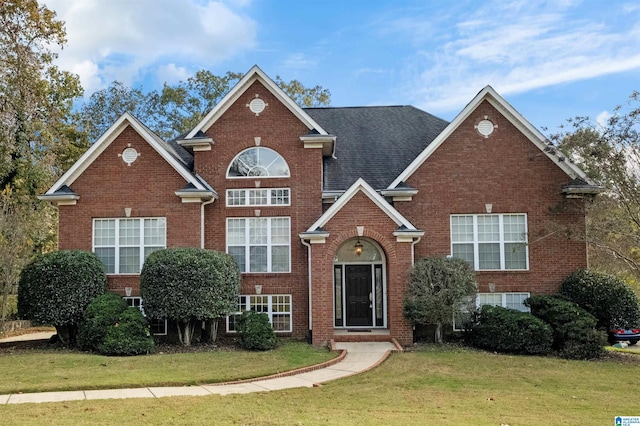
[354,238,363,256]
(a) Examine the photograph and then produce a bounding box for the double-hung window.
[93,218,166,274]
[451,214,528,270]
[478,292,530,312]
[226,295,292,332]
[227,217,290,273]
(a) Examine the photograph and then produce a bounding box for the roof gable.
[389,86,592,189]
[45,112,207,195]
[186,65,330,138]
[305,178,420,233]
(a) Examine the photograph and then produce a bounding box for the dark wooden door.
[345,265,373,326]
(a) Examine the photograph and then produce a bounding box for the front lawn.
[1,344,638,425]
[0,340,336,394]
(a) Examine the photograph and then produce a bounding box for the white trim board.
[389,85,591,189]
[45,112,207,195]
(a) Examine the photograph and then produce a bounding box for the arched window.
[227,147,290,178]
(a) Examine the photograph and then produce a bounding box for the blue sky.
[44,0,640,133]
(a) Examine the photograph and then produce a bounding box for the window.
[227,147,290,178]
[227,217,290,273]
[93,218,166,274]
[124,297,168,335]
[478,292,531,312]
[451,214,528,270]
[226,188,290,207]
[226,295,292,333]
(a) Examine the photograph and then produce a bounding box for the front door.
[345,265,373,327]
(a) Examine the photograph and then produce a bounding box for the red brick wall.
[397,100,587,295]
[310,192,414,346]
[58,125,201,295]
[195,80,324,338]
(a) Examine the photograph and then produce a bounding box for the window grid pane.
[451,214,528,271]
[227,217,290,273]
[227,295,291,333]
[249,189,268,205]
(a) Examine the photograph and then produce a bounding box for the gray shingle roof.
[305,106,449,191]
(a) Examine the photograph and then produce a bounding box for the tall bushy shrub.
[526,295,606,359]
[560,269,640,329]
[98,308,155,356]
[141,248,241,346]
[470,305,553,355]
[18,250,106,345]
[237,311,277,351]
[404,257,477,344]
[77,293,128,351]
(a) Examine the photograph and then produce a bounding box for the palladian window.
[227,147,290,178]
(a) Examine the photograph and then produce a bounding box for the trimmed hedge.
[98,308,155,356]
[469,305,553,355]
[17,250,107,345]
[560,269,640,329]
[525,295,605,359]
[140,248,240,346]
[237,311,277,351]
[77,293,128,352]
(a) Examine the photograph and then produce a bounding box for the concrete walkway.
[0,340,399,405]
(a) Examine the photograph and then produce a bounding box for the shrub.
[77,293,128,351]
[237,311,277,351]
[525,295,605,359]
[560,269,640,329]
[404,256,477,343]
[141,248,241,346]
[17,250,107,345]
[469,305,553,355]
[98,308,155,356]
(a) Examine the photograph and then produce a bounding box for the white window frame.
[450,214,528,271]
[226,217,291,273]
[93,218,166,275]
[123,296,168,336]
[226,294,292,333]
[226,147,290,178]
[453,291,531,330]
[477,292,531,312]
[226,188,291,207]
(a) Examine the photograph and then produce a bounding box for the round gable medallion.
[476,119,495,137]
[249,97,266,114]
[122,147,139,165]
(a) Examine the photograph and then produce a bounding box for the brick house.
[40,66,599,346]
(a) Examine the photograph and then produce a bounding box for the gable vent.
[476,119,495,138]
[121,147,139,165]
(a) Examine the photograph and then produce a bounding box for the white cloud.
[596,111,612,129]
[156,64,191,85]
[388,0,640,114]
[44,0,256,94]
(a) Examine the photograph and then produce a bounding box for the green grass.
[1,345,638,425]
[0,341,335,394]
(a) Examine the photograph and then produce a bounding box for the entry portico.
[300,178,423,345]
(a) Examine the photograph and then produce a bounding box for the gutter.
[301,238,313,343]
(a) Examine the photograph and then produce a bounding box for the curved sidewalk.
[0,341,400,405]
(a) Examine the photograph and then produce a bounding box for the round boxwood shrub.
[469,305,553,355]
[98,307,155,356]
[141,248,240,346]
[237,311,277,351]
[18,250,107,345]
[525,295,606,359]
[77,293,128,352]
[560,269,640,329]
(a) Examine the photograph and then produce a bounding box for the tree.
[77,70,331,140]
[552,92,640,284]
[403,257,478,344]
[0,0,87,319]
[17,250,107,345]
[140,248,241,346]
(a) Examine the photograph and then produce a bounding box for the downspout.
[201,198,215,249]
[411,237,421,266]
[301,238,313,344]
